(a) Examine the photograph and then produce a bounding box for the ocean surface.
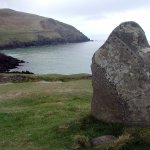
[1,41,104,74]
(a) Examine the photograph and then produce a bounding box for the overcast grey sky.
[0,0,150,40]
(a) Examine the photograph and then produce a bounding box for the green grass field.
[0,74,149,150]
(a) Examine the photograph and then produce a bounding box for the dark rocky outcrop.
[0,9,90,50]
[91,21,150,125]
[0,53,24,72]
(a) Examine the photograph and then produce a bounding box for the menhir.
[91,21,150,125]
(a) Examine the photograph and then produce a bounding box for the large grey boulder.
[91,21,150,125]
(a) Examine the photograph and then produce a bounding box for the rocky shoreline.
[0,53,24,72]
[0,38,90,50]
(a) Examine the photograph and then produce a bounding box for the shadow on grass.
[54,115,150,150]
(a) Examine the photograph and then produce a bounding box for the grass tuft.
[73,135,91,149]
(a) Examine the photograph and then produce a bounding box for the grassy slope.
[0,9,89,47]
[0,9,44,44]
[0,74,149,150]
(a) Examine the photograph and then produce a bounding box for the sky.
[0,0,150,40]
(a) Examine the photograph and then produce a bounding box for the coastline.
[0,39,90,50]
[0,53,25,72]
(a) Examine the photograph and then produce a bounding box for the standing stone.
[91,21,150,125]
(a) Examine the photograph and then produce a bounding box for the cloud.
[41,0,150,19]
[0,0,150,40]
[1,0,150,18]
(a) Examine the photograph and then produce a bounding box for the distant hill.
[0,9,90,49]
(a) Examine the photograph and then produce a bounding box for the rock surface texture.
[91,21,150,125]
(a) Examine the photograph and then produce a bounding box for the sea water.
[1,41,104,74]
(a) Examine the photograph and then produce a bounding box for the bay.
[1,41,104,74]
